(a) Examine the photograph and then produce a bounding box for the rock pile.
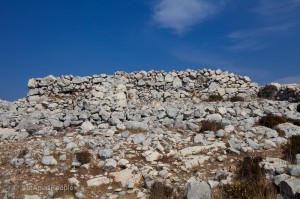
[259,83,300,102]
[0,69,300,199]
[27,69,259,104]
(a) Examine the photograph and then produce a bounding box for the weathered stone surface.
[41,156,57,165]
[275,123,300,138]
[87,177,111,186]
[279,178,300,198]
[184,181,211,199]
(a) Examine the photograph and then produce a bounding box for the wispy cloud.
[255,0,300,17]
[228,23,295,39]
[274,75,300,84]
[227,23,296,51]
[152,0,225,35]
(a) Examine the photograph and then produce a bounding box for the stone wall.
[259,83,300,102]
[27,69,259,104]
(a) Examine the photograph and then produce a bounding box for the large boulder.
[184,181,211,199]
[279,178,300,198]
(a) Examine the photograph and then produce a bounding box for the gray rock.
[194,134,208,145]
[246,138,261,150]
[132,134,145,144]
[49,119,63,130]
[275,123,300,138]
[215,129,225,138]
[279,178,300,198]
[205,114,222,122]
[124,121,148,131]
[173,77,182,88]
[104,159,117,171]
[81,121,95,132]
[41,156,57,165]
[273,174,290,186]
[288,165,300,177]
[166,107,179,118]
[184,181,211,199]
[99,149,113,159]
[165,74,174,83]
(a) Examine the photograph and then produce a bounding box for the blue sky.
[0,0,300,101]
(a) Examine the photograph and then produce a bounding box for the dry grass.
[217,156,277,199]
[258,115,287,129]
[148,181,185,199]
[230,96,244,102]
[17,148,29,159]
[207,95,224,102]
[75,151,92,165]
[282,135,300,163]
[199,120,224,132]
[148,181,173,199]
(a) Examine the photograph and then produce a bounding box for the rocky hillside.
[0,69,300,199]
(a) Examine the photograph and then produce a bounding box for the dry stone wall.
[259,83,300,102]
[27,69,259,104]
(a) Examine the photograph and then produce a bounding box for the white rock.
[87,177,111,186]
[143,150,161,162]
[41,156,57,166]
[81,121,95,132]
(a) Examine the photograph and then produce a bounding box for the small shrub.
[236,156,265,182]
[297,104,300,113]
[282,135,300,163]
[222,180,276,199]
[208,95,224,102]
[75,151,91,165]
[230,96,244,102]
[259,115,286,129]
[287,118,300,126]
[200,120,224,132]
[220,156,276,199]
[148,181,173,199]
[17,148,28,158]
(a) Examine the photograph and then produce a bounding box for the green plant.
[75,151,92,165]
[282,135,300,163]
[208,95,224,102]
[230,96,244,102]
[259,115,286,129]
[200,120,224,132]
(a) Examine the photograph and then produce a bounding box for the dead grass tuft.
[75,151,92,165]
[230,96,244,102]
[199,120,224,132]
[207,95,224,102]
[282,135,300,164]
[148,181,174,199]
[259,115,286,129]
[218,156,276,199]
[17,148,29,159]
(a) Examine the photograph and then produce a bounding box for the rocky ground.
[1,70,300,199]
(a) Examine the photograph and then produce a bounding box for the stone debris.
[0,69,300,198]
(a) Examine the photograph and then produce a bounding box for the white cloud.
[152,0,223,34]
